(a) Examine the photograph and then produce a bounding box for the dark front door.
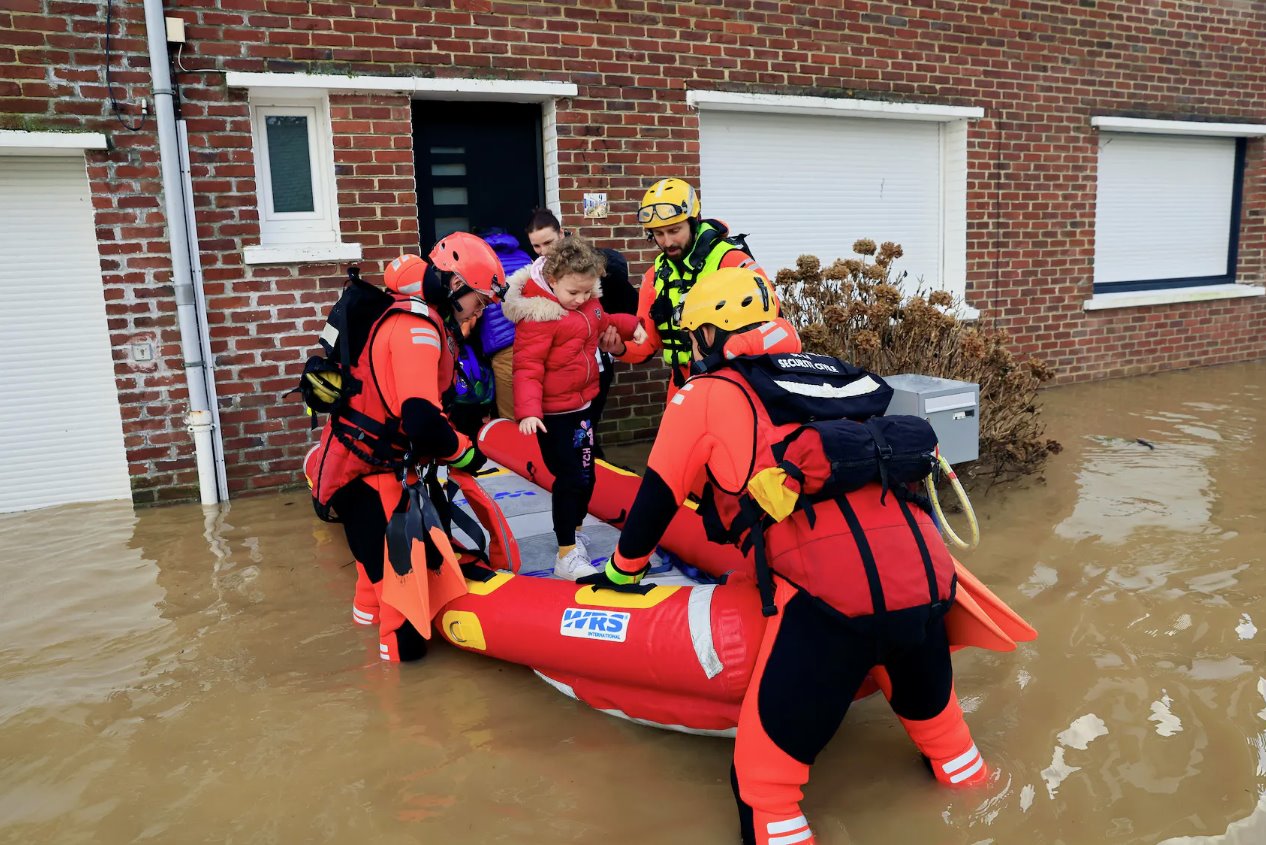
[413,100,544,253]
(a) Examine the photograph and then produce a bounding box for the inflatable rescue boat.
[424,420,1035,735]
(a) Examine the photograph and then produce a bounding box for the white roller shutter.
[699,110,944,287]
[1094,133,1237,285]
[0,156,130,512]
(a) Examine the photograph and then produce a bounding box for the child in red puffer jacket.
[501,235,645,579]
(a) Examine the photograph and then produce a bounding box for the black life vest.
[692,352,955,622]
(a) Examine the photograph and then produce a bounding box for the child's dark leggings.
[535,407,596,547]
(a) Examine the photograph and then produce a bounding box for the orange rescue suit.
[308,295,466,511]
[614,362,954,620]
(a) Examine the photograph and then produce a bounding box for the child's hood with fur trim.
[500,257,604,324]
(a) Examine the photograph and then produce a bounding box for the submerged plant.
[775,240,1061,489]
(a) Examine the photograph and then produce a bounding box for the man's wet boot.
[898,689,988,787]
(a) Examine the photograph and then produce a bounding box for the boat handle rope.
[924,452,980,551]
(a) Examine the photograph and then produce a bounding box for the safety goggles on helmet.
[638,178,700,229]
[638,201,694,225]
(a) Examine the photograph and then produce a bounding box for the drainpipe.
[177,120,229,498]
[142,0,222,505]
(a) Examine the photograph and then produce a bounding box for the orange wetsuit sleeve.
[375,312,470,461]
[613,376,758,570]
[616,266,661,365]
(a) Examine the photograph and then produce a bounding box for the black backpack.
[291,267,394,425]
[725,352,937,500]
[696,352,942,616]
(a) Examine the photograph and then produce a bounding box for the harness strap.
[443,476,490,565]
[386,478,447,574]
[740,497,778,618]
[421,464,492,566]
[895,494,941,608]
[836,495,887,616]
[864,417,894,504]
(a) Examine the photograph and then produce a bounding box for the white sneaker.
[554,546,601,580]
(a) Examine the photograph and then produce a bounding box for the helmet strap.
[692,326,730,360]
[422,265,450,306]
[449,280,474,309]
[690,350,726,376]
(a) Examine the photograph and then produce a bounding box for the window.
[690,91,981,314]
[245,94,358,265]
[1094,132,1245,292]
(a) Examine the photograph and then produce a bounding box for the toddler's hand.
[598,325,626,356]
[519,417,546,435]
[631,324,647,345]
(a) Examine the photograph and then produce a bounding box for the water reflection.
[0,362,1263,843]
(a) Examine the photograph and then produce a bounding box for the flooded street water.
[2,361,1264,845]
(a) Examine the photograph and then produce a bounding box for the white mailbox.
[884,374,980,465]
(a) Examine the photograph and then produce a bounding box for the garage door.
[0,156,130,512]
[699,110,944,287]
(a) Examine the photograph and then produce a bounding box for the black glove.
[577,569,619,588]
[577,558,649,588]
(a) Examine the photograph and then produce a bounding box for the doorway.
[413,100,545,254]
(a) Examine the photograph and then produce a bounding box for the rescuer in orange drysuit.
[587,267,989,845]
[305,234,504,662]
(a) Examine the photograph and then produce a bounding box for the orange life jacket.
[308,296,455,513]
[695,369,955,621]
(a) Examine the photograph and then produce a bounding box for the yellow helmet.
[637,177,700,229]
[678,267,775,333]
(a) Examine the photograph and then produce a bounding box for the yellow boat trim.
[465,570,513,595]
[572,584,681,609]
[442,610,487,650]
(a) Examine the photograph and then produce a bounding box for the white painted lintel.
[1091,116,1266,138]
[227,71,577,102]
[0,130,109,155]
[687,90,984,122]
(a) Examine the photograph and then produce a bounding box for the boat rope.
[925,452,980,550]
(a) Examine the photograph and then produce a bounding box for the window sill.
[243,241,363,266]
[1083,284,1264,312]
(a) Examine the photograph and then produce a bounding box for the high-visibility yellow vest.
[650,220,741,367]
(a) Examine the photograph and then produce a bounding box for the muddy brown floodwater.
[2,361,1264,844]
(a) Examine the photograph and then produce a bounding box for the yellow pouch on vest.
[747,467,800,522]
[304,368,343,406]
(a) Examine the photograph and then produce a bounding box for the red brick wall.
[2,0,1265,502]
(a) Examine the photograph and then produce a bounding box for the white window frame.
[1085,116,1266,311]
[229,74,579,266]
[688,90,983,318]
[244,91,359,265]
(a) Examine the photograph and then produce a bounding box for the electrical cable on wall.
[105,0,147,132]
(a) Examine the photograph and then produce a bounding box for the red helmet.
[429,232,507,301]
[383,252,430,296]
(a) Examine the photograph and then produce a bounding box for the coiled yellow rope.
[925,453,980,550]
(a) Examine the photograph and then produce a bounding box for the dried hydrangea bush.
[775,239,1061,488]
